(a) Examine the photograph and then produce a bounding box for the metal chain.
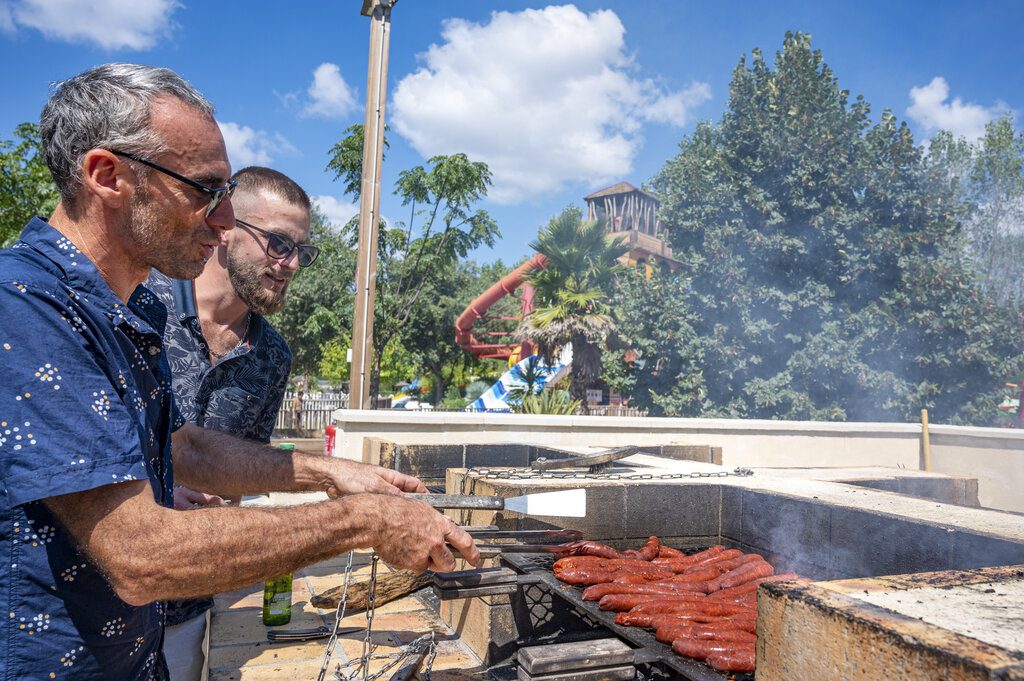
[317,550,356,681]
[462,466,754,481]
[358,554,379,680]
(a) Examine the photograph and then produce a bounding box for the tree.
[639,31,1024,424]
[1,123,59,247]
[518,206,628,413]
[399,259,509,405]
[327,126,500,404]
[930,115,1024,308]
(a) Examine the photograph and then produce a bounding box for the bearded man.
[145,166,319,680]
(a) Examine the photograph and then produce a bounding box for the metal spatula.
[408,488,587,517]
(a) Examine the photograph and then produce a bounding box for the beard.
[126,183,209,280]
[225,245,289,316]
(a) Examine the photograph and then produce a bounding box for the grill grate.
[500,551,755,681]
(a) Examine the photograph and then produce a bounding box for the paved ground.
[209,493,487,680]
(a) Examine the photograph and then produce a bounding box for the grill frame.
[499,551,755,681]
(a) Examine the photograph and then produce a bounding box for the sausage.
[662,549,744,573]
[554,556,659,571]
[582,580,704,601]
[683,552,763,575]
[556,563,674,585]
[705,647,756,673]
[614,598,755,617]
[654,623,757,644]
[652,545,724,567]
[557,540,623,558]
[704,560,774,593]
[598,592,710,612]
[708,572,800,599]
[668,566,723,583]
[671,638,750,661]
[656,545,688,560]
[621,536,660,561]
[650,614,757,634]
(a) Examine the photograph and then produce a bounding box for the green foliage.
[632,31,1024,424]
[327,125,501,403]
[519,206,628,411]
[514,389,581,415]
[929,115,1024,307]
[0,123,59,247]
[464,380,491,402]
[325,123,390,198]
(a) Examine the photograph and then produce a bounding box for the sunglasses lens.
[267,235,294,260]
[298,246,320,267]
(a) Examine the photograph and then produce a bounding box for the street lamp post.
[350,0,392,409]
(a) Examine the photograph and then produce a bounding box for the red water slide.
[455,253,549,359]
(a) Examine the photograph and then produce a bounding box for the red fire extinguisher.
[324,423,336,457]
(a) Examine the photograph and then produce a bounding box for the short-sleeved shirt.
[0,217,180,680]
[145,272,291,626]
[145,272,291,444]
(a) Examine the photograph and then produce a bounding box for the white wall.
[332,410,1024,513]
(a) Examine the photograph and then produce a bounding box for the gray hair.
[39,63,215,206]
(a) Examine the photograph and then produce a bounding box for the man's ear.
[81,149,131,209]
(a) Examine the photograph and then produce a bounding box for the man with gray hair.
[0,63,477,680]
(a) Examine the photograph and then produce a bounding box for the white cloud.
[304,63,359,119]
[4,0,179,50]
[313,195,360,228]
[391,5,711,204]
[217,121,298,168]
[906,77,1008,141]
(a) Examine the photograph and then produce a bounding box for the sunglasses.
[110,150,237,218]
[235,219,321,268]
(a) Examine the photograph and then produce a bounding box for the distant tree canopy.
[0,123,59,247]
[612,31,1024,424]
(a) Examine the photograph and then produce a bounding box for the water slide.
[465,351,571,412]
[455,253,548,359]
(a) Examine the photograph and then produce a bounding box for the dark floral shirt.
[144,271,291,625]
[0,217,180,680]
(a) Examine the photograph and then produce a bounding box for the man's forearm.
[172,423,327,496]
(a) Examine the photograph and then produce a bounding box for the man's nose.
[206,196,235,234]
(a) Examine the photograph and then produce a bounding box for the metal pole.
[350,0,392,410]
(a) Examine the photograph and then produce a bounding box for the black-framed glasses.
[235,219,321,268]
[110,150,237,218]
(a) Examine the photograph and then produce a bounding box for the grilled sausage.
[654,623,757,644]
[671,638,751,661]
[705,647,756,672]
[704,560,774,593]
[661,549,744,573]
[608,597,754,616]
[622,536,660,561]
[708,572,799,599]
[652,545,724,567]
[649,613,757,634]
[683,552,763,575]
[582,579,704,601]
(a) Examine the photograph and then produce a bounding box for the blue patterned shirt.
[144,271,291,627]
[0,217,180,680]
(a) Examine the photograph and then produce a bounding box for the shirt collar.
[171,277,199,321]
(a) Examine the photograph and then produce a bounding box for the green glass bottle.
[263,444,296,626]
[262,572,293,626]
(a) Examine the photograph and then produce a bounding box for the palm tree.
[518,206,628,413]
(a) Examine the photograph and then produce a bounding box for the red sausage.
[598,592,710,611]
[705,560,774,593]
[708,572,800,599]
[622,536,660,561]
[705,647,756,673]
[672,638,750,661]
[653,545,725,567]
[650,614,757,633]
[582,580,704,601]
[654,623,756,644]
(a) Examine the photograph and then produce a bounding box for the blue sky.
[2,1,1022,265]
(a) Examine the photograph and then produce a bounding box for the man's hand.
[319,459,428,497]
[364,495,479,573]
[173,485,227,510]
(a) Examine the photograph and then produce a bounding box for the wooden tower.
[584,182,684,273]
